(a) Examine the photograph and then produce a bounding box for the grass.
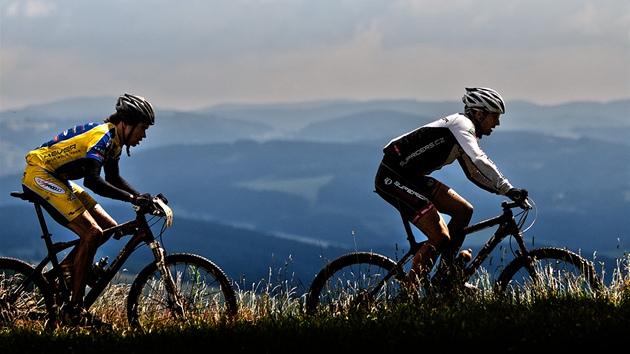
[1,254,630,354]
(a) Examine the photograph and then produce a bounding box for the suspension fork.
[148,240,185,316]
[510,227,539,279]
[493,217,540,281]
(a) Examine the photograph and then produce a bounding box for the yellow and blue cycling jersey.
[25,122,122,180]
[22,122,128,225]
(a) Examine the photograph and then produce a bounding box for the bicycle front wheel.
[0,257,53,326]
[496,247,603,296]
[127,253,237,330]
[305,252,404,315]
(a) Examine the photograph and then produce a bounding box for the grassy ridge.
[2,295,629,353]
[2,258,630,354]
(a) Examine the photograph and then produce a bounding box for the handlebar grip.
[502,199,532,210]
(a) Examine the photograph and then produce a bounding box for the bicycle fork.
[148,240,185,317]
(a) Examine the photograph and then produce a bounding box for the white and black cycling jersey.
[382,113,513,195]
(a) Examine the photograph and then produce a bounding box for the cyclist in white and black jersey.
[374,87,528,284]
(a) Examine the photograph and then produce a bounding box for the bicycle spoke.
[127,254,237,330]
[307,252,402,314]
[497,248,602,297]
[0,261,51,326]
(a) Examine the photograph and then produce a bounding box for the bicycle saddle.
[10,191,36,203]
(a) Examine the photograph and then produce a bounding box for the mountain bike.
[0,191,238,330]
[305,197,603,314]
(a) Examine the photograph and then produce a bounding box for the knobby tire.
[306,252,403,314]
[0,257,54,326]
[127,253,237,330]
[496,247,603,295]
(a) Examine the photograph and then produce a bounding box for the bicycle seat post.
[13,191,61,269]
[35,203,55,247]
[400,211,419,247]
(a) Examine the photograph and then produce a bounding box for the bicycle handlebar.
[112,193,172,240]
[502,198,533,211]
[133,193,170,216]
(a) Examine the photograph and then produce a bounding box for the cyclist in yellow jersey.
[21,93,156,326]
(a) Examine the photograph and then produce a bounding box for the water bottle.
[61,263,74,289]
[87,256,108,287]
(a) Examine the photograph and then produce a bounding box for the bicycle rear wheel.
[0,257,53,326]
[495,247,603,296]
[127,253,237,330]
[305,252,404,315]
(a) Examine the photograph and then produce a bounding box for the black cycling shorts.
[374,161,442,224]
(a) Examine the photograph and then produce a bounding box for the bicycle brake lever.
[153,196,173,227]
[156,193,168,204]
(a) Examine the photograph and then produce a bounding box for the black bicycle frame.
[9,195,158,311]
[83,212,154,308]
[367,201,525,296]
[459,204,524,278]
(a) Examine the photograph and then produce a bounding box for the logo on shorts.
[384,177,393,185]
[34,177,65,194]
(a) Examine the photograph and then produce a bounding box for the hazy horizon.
[2,0,628,111]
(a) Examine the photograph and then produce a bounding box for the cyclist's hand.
[132,193,153,208]
[506,188,528,203]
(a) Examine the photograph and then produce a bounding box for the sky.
[1,0,628,111]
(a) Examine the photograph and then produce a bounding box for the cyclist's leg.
[409,207,449,282]
[74,182,117,240]
[431,183,473,263]
[374,164,450,283]
[55,213,105,306]
[62,184,117,263]
[64,186,108,305]
[21,168,104,306]
[89,204,117,241]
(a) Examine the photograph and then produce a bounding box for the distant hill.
[2,97,628,177]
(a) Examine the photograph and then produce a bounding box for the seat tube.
[34,203,61,268]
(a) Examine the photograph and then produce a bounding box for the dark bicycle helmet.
[115,93,155,125]
[462,87,505,114]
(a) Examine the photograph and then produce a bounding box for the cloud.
[1,0,628,110]
[4,1,57,18]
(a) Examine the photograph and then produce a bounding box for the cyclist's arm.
[83,158,137,202]
[102,158,141,196]
[450,117,513,195]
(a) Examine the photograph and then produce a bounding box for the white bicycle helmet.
[116,93,155,125]
[462,87,505,114]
